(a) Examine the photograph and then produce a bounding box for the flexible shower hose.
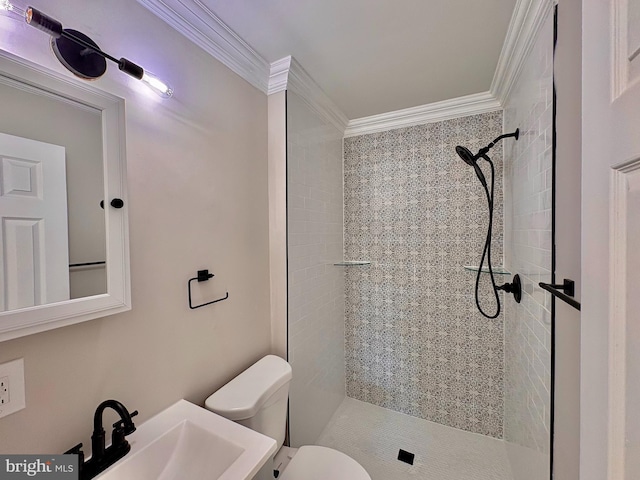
[474,156,501,319]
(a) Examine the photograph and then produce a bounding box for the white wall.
[268,92,288,359]
[503,6,554,480]
[286,90,345,446]
[0,0,271,455]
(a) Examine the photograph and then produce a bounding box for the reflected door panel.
[0,132,69,310]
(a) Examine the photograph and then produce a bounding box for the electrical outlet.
[0,376,9,405]
[0,358,25,419]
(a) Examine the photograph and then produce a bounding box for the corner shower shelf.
[463,265,511,275]
[333,261,371,266]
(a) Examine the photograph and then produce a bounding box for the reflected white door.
[0,132,69,311]
[582,0,640,479]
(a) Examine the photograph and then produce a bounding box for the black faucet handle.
[64,443,85,475]
[113,409,138,437]
[112,410,138,429]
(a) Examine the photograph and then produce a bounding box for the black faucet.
[65,400,138,480]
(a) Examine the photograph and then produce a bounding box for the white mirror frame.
[0,49,131,342]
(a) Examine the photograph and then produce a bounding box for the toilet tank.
[205,355,292,449]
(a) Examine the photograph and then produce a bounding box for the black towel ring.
[188,269,229,309]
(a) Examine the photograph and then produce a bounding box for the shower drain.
[397,449,415,465]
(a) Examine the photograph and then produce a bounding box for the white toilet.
[205,355,371,480]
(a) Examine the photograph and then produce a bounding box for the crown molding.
[268,57,291,95]
[344,0,552,137]
[136,0,348,133]
[490,0,554,104]
[270,56,349,133]
[344,92,501,138]
[136,0,270,93]
[138,0,550,137]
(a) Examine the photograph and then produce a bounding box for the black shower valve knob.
[498,274,522,304]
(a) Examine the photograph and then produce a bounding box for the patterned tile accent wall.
[286,91,346,446]
[343,111,505,438]
[503,9,553,479]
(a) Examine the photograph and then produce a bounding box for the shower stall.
[282,6,554,480]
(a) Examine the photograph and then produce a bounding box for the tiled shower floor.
[316,397,514,480]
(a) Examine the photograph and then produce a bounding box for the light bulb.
[141,71,173,98]
[0,0,26,18]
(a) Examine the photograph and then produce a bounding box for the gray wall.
[343,111,505,438]
[553,0,582,478]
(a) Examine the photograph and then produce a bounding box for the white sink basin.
[95,400,277,480]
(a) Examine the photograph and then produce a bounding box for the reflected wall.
[0,80,105,302]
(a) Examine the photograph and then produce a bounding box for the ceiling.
[200,0,517,119]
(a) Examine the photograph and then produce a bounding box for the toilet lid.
[279,446,371,480]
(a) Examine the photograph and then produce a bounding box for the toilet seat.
[279,445,371,480]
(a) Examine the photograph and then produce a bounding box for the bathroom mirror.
[0,49,130,342]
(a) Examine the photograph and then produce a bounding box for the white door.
[582,0,640,479]
[0,132,69,311]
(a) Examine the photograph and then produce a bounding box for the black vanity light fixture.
[0,1,174,97]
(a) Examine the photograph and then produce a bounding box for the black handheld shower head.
[455,145,488,188]
[455,128,520,320]
[455,145,476,166]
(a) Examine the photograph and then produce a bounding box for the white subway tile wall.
[343,112,506,438]
[503,9,553,479]
[287,91,347,446]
